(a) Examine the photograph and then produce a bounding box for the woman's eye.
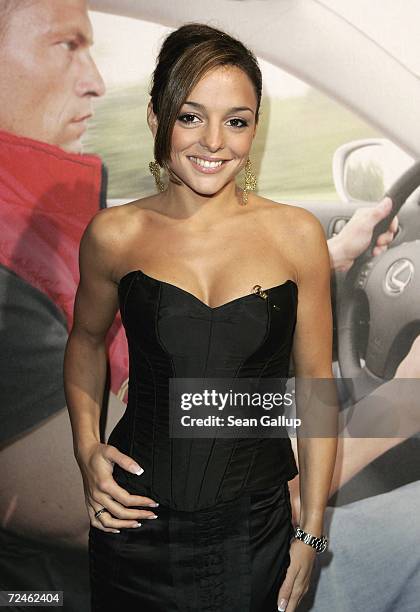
[227,118,248,128]
[178,114,200,125]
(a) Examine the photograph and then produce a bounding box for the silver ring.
[94,507,107,519]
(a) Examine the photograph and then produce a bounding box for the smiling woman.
[86,12,384,202]
[64,21,336,612]
[149,23,261,173]
[148,64,258,198]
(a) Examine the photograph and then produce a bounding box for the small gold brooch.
[252,285,268,299]
[252,285,281,310]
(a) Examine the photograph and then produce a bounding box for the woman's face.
[167,65,258,197]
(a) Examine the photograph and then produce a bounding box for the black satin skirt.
[88,481,294,612]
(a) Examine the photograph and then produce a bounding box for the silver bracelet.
[294,525,328,554]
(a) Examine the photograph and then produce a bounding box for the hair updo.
[149,23,262,169]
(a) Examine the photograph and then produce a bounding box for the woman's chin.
[191,183,232,199]
[178,176,235,198]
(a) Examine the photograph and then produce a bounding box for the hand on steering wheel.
[337,160,420,403]
[330,196,398,273]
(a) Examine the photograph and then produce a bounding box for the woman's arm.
[64,208,159,533]
[291,210,338,538]
[277,209,338,612]
[64,209,122,460]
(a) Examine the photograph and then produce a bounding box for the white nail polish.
[278,598,288,611]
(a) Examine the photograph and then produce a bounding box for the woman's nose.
[199,122,224,152]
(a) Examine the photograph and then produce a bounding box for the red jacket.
[0,129,129,403]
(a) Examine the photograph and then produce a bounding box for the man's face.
[0,0,105,152]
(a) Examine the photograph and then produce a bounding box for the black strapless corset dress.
[89,270,299,612]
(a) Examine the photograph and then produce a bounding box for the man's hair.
[0,0,35,39]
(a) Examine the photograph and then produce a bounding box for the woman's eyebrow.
[183,101,255,114]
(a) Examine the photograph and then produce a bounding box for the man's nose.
[200,121,224,152]
[76,53,106,98]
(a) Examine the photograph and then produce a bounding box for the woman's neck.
[159,179,245,225]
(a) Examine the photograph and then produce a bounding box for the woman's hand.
[277,540,317,611]
[77,442,160,533]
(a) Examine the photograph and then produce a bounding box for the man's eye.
[60,40,78,51]
[227,118,248,128]
[178,114,200,124]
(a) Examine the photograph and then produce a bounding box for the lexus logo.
[384,259,414,294]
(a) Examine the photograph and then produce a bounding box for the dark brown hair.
[149,23,262,169]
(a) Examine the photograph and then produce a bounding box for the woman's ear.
[147,100,158,137]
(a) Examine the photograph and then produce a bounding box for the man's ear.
[147,100,158,137]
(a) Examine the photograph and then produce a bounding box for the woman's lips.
[188,156,229,174]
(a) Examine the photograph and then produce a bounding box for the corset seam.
[152,282,177,502]
[118,273,138,459]
[196,312,217,506]
[256,295,272,381]
[152,283,161,497]
[215,298,271,503]
[128,346,153,463]
[259,292,281,379]
[203,311,214,374]
[243,295,291,490]
[234,295,271,379]
[238,298,271,495]
[242,438,264,490]
[128,351,139,459]
[119,271,138,324]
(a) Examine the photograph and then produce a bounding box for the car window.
[87,12,391,203]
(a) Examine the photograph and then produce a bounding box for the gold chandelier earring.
[241,158,257,205]
[149,160,166,192]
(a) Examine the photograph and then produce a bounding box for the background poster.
[1,1,419,610]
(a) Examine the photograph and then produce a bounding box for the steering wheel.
[337,160,420,404]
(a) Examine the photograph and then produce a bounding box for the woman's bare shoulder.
[78,197,161,284]
[252,194,322,237]
[83,195,160,249]
[251,195,327,281]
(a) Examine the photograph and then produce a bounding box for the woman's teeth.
[189,156,224,168]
